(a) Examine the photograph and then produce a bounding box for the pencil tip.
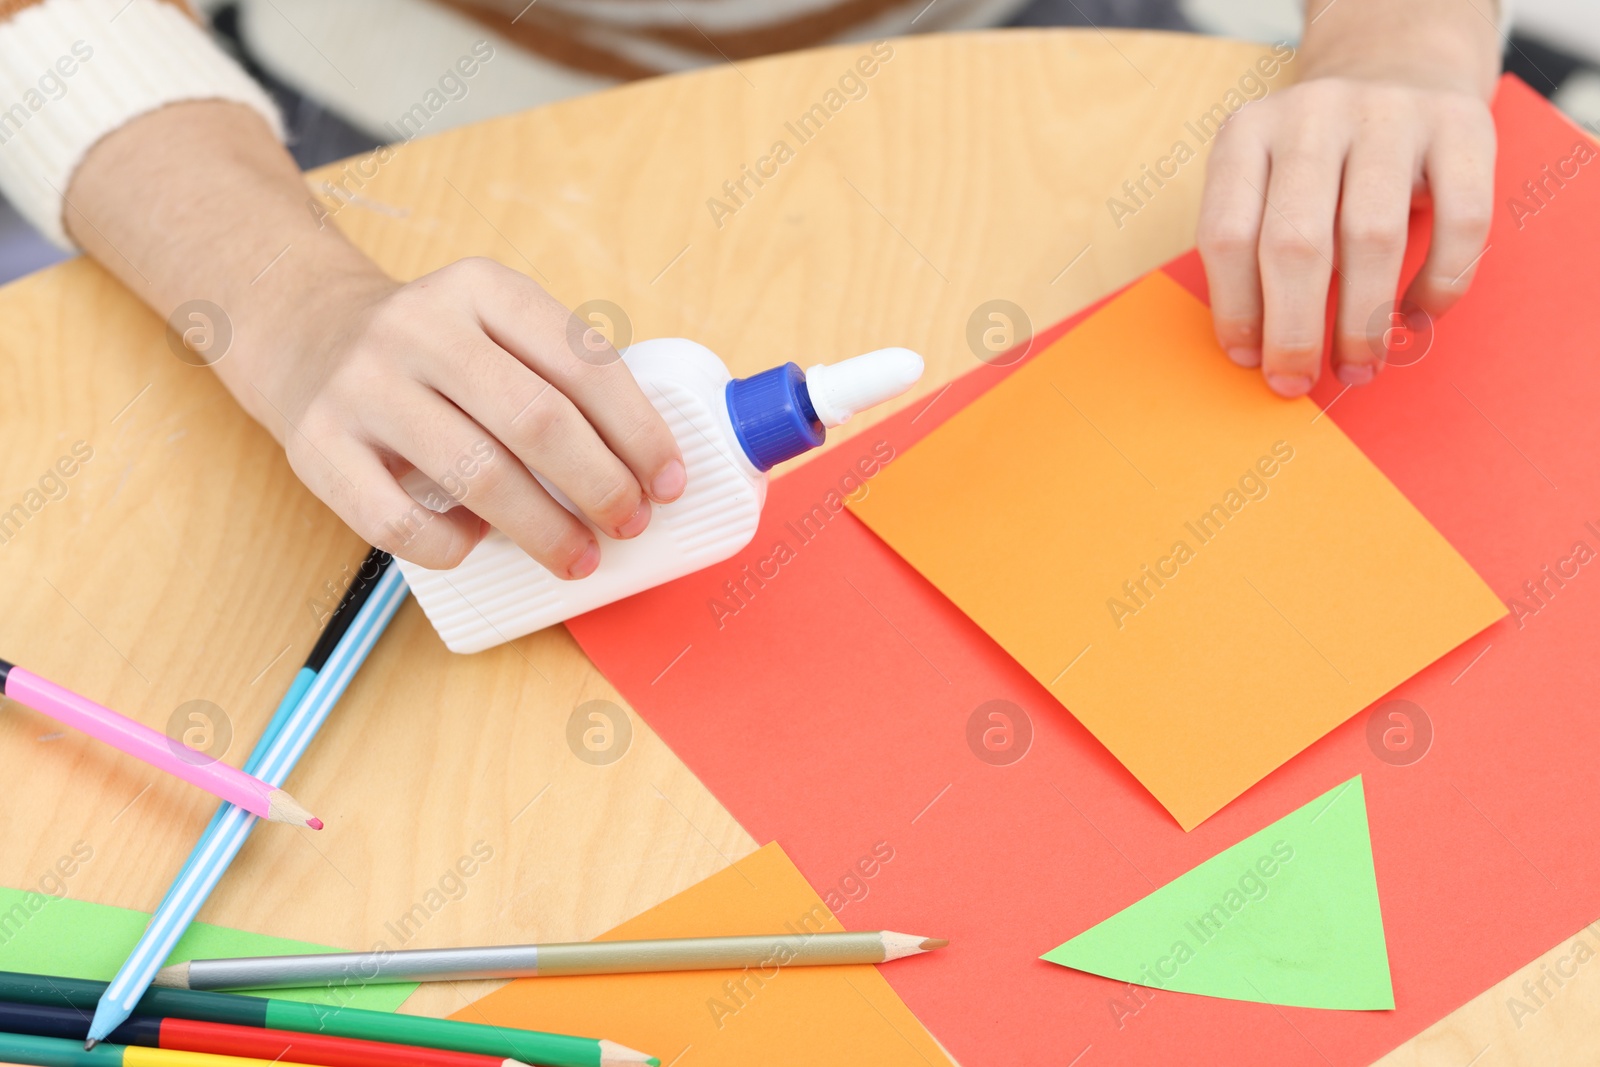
[84,1040,97,1051]
[268,788,322,829]
[599,1039,657,1065]
[921,937,949,950]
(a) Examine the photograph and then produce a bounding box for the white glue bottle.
[397,339,924,652]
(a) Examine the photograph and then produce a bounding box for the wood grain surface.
[0,27,1589,1063]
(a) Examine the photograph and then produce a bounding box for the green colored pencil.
[0,1030,129,1066]
[0,972,656,1067]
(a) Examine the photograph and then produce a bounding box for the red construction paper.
[569,76,1600,1065]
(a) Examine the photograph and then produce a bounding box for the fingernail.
[1227,347,1262,368]
[615,499,651,539]
[651,459,686,502]
[1265,373,1313,398]
[1336,363,1375,387]
[566,541,600,580]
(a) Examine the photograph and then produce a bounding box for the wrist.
[211,241,398,436]
[1296,50,1498,100]
[1298,1,1502,99]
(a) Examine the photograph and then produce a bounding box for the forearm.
[1299,0,1503,98]
[63,100,393,436]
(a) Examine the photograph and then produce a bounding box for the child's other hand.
[1196,4,1501,397]
[247,259,686,575]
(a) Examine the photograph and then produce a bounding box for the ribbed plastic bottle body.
[398,339,768,653]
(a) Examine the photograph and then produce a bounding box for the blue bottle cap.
[725,362,825,471]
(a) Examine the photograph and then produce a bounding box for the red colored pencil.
[155,1017,534,1067]
[0,998,535,1067]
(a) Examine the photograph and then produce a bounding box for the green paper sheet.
[0,886,414,1010]
[1042,776,1393,1010]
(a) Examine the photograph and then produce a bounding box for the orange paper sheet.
[448,842,953,1067]
[850,272,1505,829]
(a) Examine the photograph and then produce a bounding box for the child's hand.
[64,102,686,576]
[248,259,687,575]
[1197,2,1501,396]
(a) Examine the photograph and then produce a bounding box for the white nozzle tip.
[806,347,924,428]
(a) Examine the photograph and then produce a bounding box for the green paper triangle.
[1042,776,1393,1009]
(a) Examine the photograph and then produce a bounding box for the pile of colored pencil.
[0,551,658,1067]
[8,545,948,1067]
[0,969,656,1067]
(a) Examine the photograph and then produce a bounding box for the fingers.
[1197,81,1494,401]
[1197,112,1271,369]
[428,334,658,543]
[1405,102,1496,315]
[370,384,602,579]
[1256,108,1348,397]
[284,430,484,570]
[1332,129,1419,384]
[292,256,698,578]
[467,260,687,503]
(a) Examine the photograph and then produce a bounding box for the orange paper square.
[850,272,1505,829]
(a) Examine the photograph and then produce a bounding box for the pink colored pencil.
[0,659,321,828]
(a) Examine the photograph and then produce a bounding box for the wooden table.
[0,28,1592,1065]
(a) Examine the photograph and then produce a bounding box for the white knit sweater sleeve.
[0,0,282,248]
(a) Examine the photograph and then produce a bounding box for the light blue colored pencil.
[86,564,409,1045]
[159,550,393,944]
[187,548,393,856]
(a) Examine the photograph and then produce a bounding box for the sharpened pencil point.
[267,787,321,829]
[84,1040,97,1051]
[881,930,945,960]
[599,1039,658,1064]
